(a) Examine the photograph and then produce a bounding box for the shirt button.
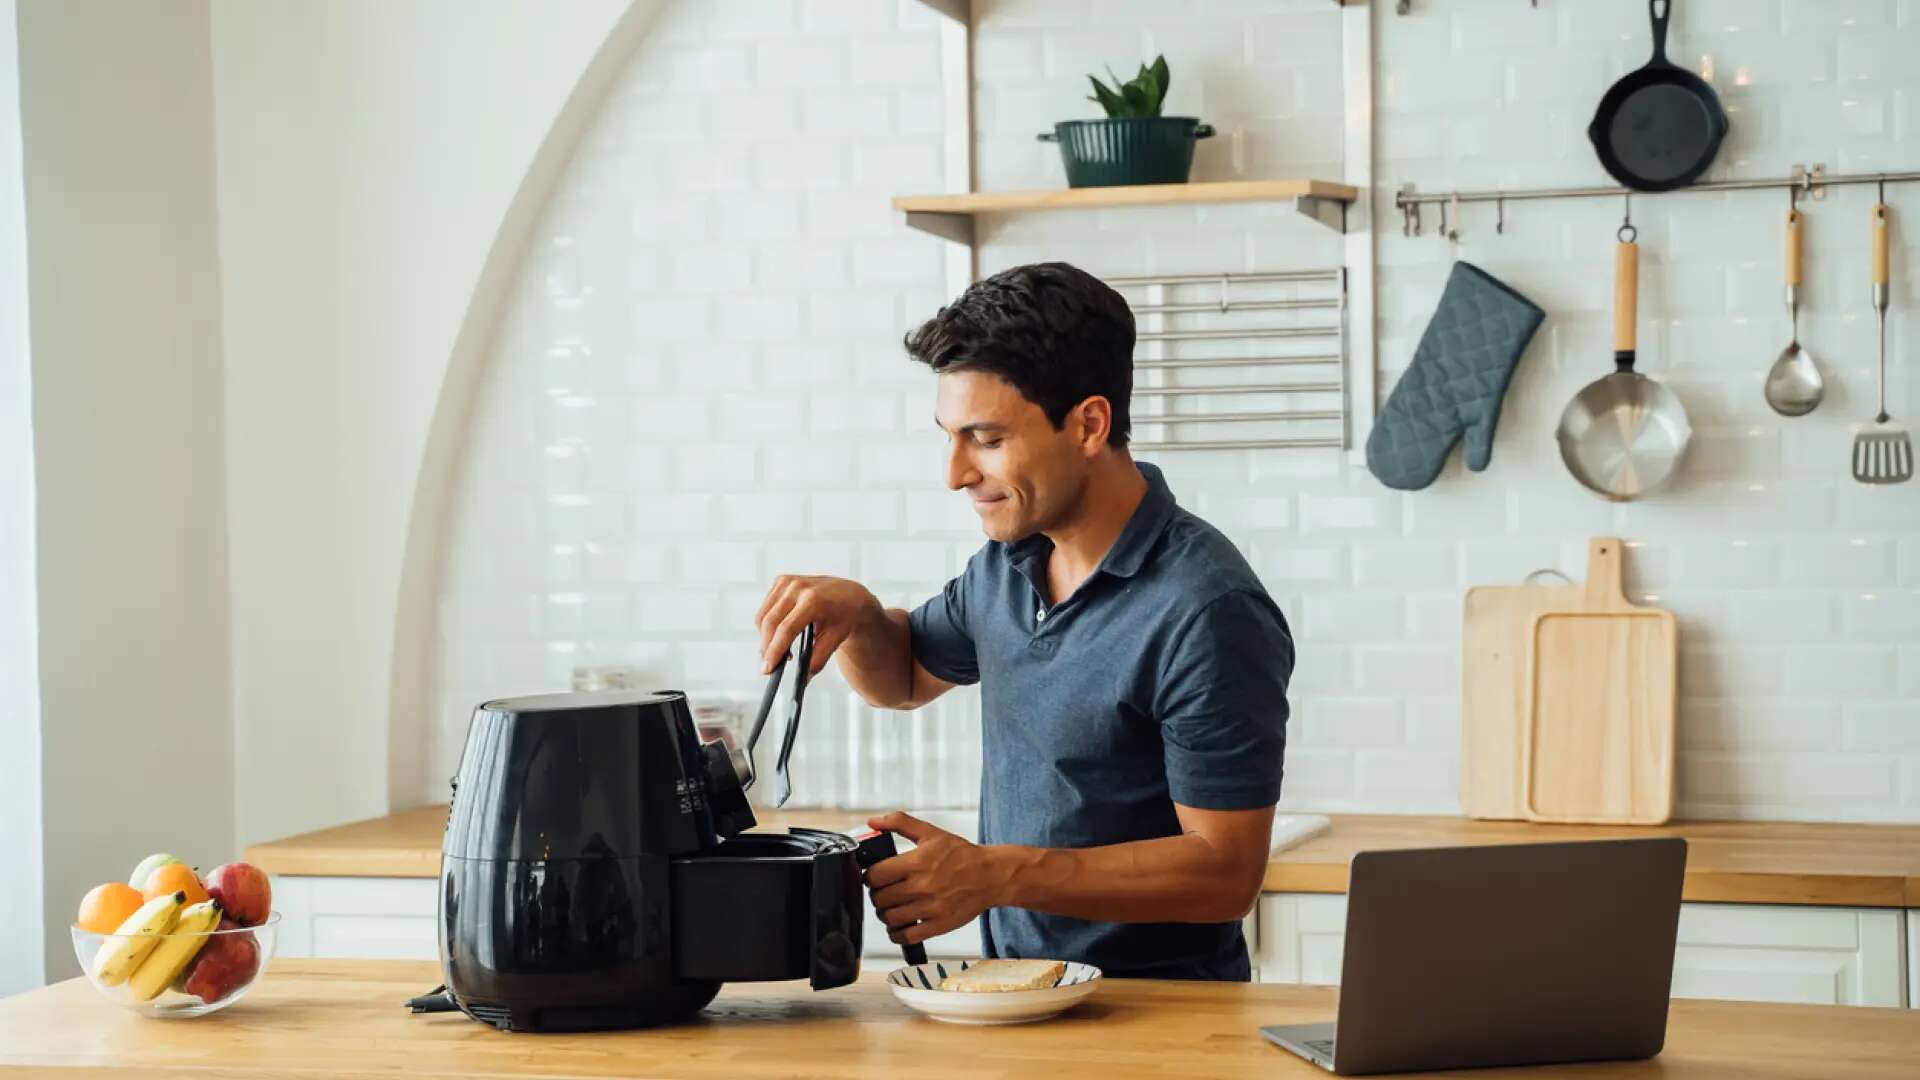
[1036,608,1047,622]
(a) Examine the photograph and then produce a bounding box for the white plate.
[885,960,1102,1025]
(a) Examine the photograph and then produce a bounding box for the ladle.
[1765,205,1824,417]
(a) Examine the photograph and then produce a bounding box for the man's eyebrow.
[934,417,1006,435]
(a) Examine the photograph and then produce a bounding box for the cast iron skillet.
[1588,0,1728,192]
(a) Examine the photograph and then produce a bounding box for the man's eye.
[976,437,1002,449]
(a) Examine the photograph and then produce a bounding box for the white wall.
[0,0,46,998]
[17,0,231,982]
[208,0,652,849]
[428,0,971,809]
[433,0,1918,823]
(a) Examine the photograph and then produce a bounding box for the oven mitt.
[1364,261,1544,491]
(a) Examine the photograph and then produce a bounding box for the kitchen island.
[5,959,1919,1078]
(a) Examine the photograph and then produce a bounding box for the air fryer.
[420,624,921,1032]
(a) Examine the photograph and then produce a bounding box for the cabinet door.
[1254,893,1348,985]
[1671,903,1905,1008]
[273,876,439,961]
[1253,893,1907,1008]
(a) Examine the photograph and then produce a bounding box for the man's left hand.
[863,811,1007,946]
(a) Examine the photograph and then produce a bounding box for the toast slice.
[937,958,1066,993]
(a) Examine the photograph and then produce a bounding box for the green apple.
[128,853,184,888]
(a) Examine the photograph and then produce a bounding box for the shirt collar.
[1006,461,1178,581]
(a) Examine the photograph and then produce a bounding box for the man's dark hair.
[903,261,1134,448]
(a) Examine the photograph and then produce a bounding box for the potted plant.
[1039,55,1214,188]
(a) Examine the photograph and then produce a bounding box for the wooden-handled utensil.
[1556,229,1693,500]
[1765,206,1823,416]
[1854,202,1912,484]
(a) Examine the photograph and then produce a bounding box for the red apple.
[204,862,272,927]
[180,917,260,1004]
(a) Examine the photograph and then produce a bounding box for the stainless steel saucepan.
[1556,227,1693,500]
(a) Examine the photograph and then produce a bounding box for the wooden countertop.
[1263,814,1920,908]
[245,807,1920,908]
[6,959,1919,1078]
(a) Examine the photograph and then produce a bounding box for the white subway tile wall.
[431,0,1919,821]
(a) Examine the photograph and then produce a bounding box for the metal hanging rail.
[1136,326,1337,343]
[1137,410,1344,425]
[1130,298,1339,316]
[1135,355,1340,370]
[1134,382,1341,396]
[1137,437,1345,450]
[1106,270,1341,286]
[1113,268,1348,452]
[1395,164,1920,238]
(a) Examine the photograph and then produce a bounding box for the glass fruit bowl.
[71,911,280,1018]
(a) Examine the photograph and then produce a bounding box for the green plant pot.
[1038,117,1216,188]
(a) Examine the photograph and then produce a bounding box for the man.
[754,262,1292,981]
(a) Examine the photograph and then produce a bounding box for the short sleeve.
[907,557,982,686]
[1153,590,1292,810]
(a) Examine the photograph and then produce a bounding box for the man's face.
[934,370,1093,543]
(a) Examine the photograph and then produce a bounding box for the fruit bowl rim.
[71,910,283,940]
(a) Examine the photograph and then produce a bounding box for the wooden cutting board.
[1461,574,1582,820]
[1521,538,1677,825]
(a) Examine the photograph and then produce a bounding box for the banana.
[125,898,221,1002]
[91,890,185,987]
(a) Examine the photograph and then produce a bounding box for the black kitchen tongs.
[742,622,814,808]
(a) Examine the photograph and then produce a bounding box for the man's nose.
[945,441,979,492]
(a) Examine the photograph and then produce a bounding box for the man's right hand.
[755,575,885,676]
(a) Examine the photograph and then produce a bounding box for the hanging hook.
[1437,197,1449,243]
[1618,193,1637,244]
[1447,192,1462,242]
[1879,173,1887,203]
[1496,196,1506,235]
[1217,273,1230,314]
[1788,180,1798,211]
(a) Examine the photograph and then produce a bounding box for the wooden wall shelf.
[891,179,1361,244]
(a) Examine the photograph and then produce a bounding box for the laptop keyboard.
[1305,1038,1336,1056]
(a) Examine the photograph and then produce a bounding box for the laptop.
[1261,837,1687,1076]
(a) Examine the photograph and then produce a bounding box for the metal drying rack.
[1396,164,1920,240]
[1109,270,1348,452]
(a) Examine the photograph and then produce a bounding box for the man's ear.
[1072,395,1113,456]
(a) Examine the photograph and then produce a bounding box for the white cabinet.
[274,876,439,961]
[1255,893,1348,985]
[1670,902,1905,1008]
[1255,893,1910,1008]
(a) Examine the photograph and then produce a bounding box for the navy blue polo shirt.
[908,461,1292,981]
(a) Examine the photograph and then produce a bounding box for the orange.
[141,862,210,905]
[76,882,145,933]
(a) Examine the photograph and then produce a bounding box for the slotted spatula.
[1855,201,1912,484]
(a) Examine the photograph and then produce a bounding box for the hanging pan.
[1589,0,1728,192]
[1556,225,1692,500]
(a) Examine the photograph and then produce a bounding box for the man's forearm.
[833,606,920,709]
[984,832,1263,925]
